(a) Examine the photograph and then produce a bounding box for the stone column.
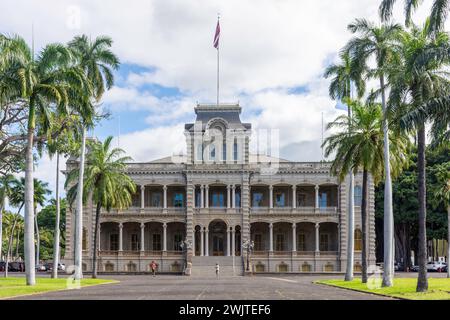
[292,223,296,252]
[200,229,204,256]
[163,185,168,209]
[269,222,273,252]
[232,185,236,209]
[140,185,145,209]
[205,228,209,256]
[118,223,123,252]
[292,185,297,209]
[315,223,320,253]
[226,229,231,256]
[140,223,145,252]
[205,185,209,208]
[163,222,167,252]
[269,185,273,209]
[227,185,231,208]
[200,185,204,208]
[315,185,320,209]
[192,230,196,256]
[231,228,236,257]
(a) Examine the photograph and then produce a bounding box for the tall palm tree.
[345,19,403,287]
[324,51,366,281]
[379,0,449,35]
[66,136,136,278]
[68,35,119,280]
[391,21,450,291]
[431,162,450,278]
[6,35,86,285]
[0,174,16,260]
[323,101,409,283]
[14,217,24,260]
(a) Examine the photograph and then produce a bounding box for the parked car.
[35,264,47,272]
[410,265,419,272]
[9,261,25,272]
[43,262,66,272]
[0,261,5,272]
[426,261,447,272]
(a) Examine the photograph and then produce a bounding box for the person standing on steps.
[150,261,158,277]
[215,263,220,279]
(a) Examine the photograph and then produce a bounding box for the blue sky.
[0,0,437,203]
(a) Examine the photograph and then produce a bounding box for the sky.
[0,0,440,204]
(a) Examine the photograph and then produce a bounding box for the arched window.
[354,185,362,206]
[210,144,216,161]
[233,139,238,161]
[354,229,362,251]
[196,143,203,161]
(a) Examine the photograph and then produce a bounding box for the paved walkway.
[10,274,392,300]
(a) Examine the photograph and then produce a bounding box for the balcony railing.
[105,207,186,215]
[250,206,338,214]
[250,250,338,257]
[99,250,183,256]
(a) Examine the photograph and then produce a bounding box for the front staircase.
[190,256,244,277]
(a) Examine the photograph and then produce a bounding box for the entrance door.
[212,235,224,256]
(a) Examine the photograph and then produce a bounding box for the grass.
[0,277,118,299]
[316,277,450,300]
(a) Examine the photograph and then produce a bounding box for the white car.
[427,261,447,272]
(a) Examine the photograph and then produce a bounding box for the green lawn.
[316,277,450,300]
[0,277,117,299]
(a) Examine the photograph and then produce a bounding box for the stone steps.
[191,256,244,277]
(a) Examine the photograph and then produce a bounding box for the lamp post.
[242,239,254,272]
[180,237,193,274]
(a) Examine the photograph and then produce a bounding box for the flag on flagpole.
[213,20,220,49]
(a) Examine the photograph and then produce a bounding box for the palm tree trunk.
[34,207,39,265]
[24,114,36,285]
[361,169,369,283]
[92,202,101,279]
[52,152,61,279]
[416,126,428,292]
[380,73,394,287]
[4,214,19,278]
[447,205,450,278]
[345,172,355,281]
[15,227,20,259]
[74,126,87,280]
[0,201,4,261]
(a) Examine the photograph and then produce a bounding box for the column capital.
[315,222,320,229]
[205,185,209,190]
[163,185,168,190]
[292,223,296,229]
[163,222,167,228]
[140,222,145,228]
[119,222,123,228]
[292,185,297,190]
[200,184,205,189]
[315,184,320,190]
[269,185,273,190]
[269,222,273,228]
[232,184,236,190]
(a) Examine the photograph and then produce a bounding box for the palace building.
[63,103,376,275]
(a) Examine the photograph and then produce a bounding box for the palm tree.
[6,35,86,286]
[345,19,403,287]
[68,35,119,280]
[66,136,136,278]
[391,21,450,291]
[0,174,16,260]
[379,0,449,35]
[324,51,366,281]
[431,162,450,278]
[32,179,51,264]
[14,217,24,260]
[323,101,409,283]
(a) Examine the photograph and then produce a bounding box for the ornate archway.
[208,219,227,256]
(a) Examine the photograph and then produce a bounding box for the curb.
[314,281,403,300]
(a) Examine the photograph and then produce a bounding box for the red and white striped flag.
[213,20,220,49]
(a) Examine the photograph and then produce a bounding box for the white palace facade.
[63,103,376,274]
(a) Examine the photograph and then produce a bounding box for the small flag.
[335,100,348,111]
[213,20,220,49]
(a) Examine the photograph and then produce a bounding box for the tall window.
[222,142,226,161]
[254,234,263,251]
[252,193,264,207]
[297,233,306,251]
[131,234,139,251]
[196,143,203,161]
[297,193,306,207]
[212,192,224,207]
[320,233,329,251]
[210,144,216,161]
[152,234,161,251]
[174,233,183,251]
[319,192,328,207]
[233,139,238,161]
[173,193,184,207]
[276,234,285,251]
[275,192,285,207]
[110,234,118,251]
[195,190,201,208]
[354,229,362,251]
[235,191,241,208]
[354,186,362,206]
[151,192,162,207]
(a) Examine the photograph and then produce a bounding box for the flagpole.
[216,14,220,107]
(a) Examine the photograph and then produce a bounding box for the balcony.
[99,250,183,257]
[251,250,338,257]
[250,206,338,215]
[104,207,186,215]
